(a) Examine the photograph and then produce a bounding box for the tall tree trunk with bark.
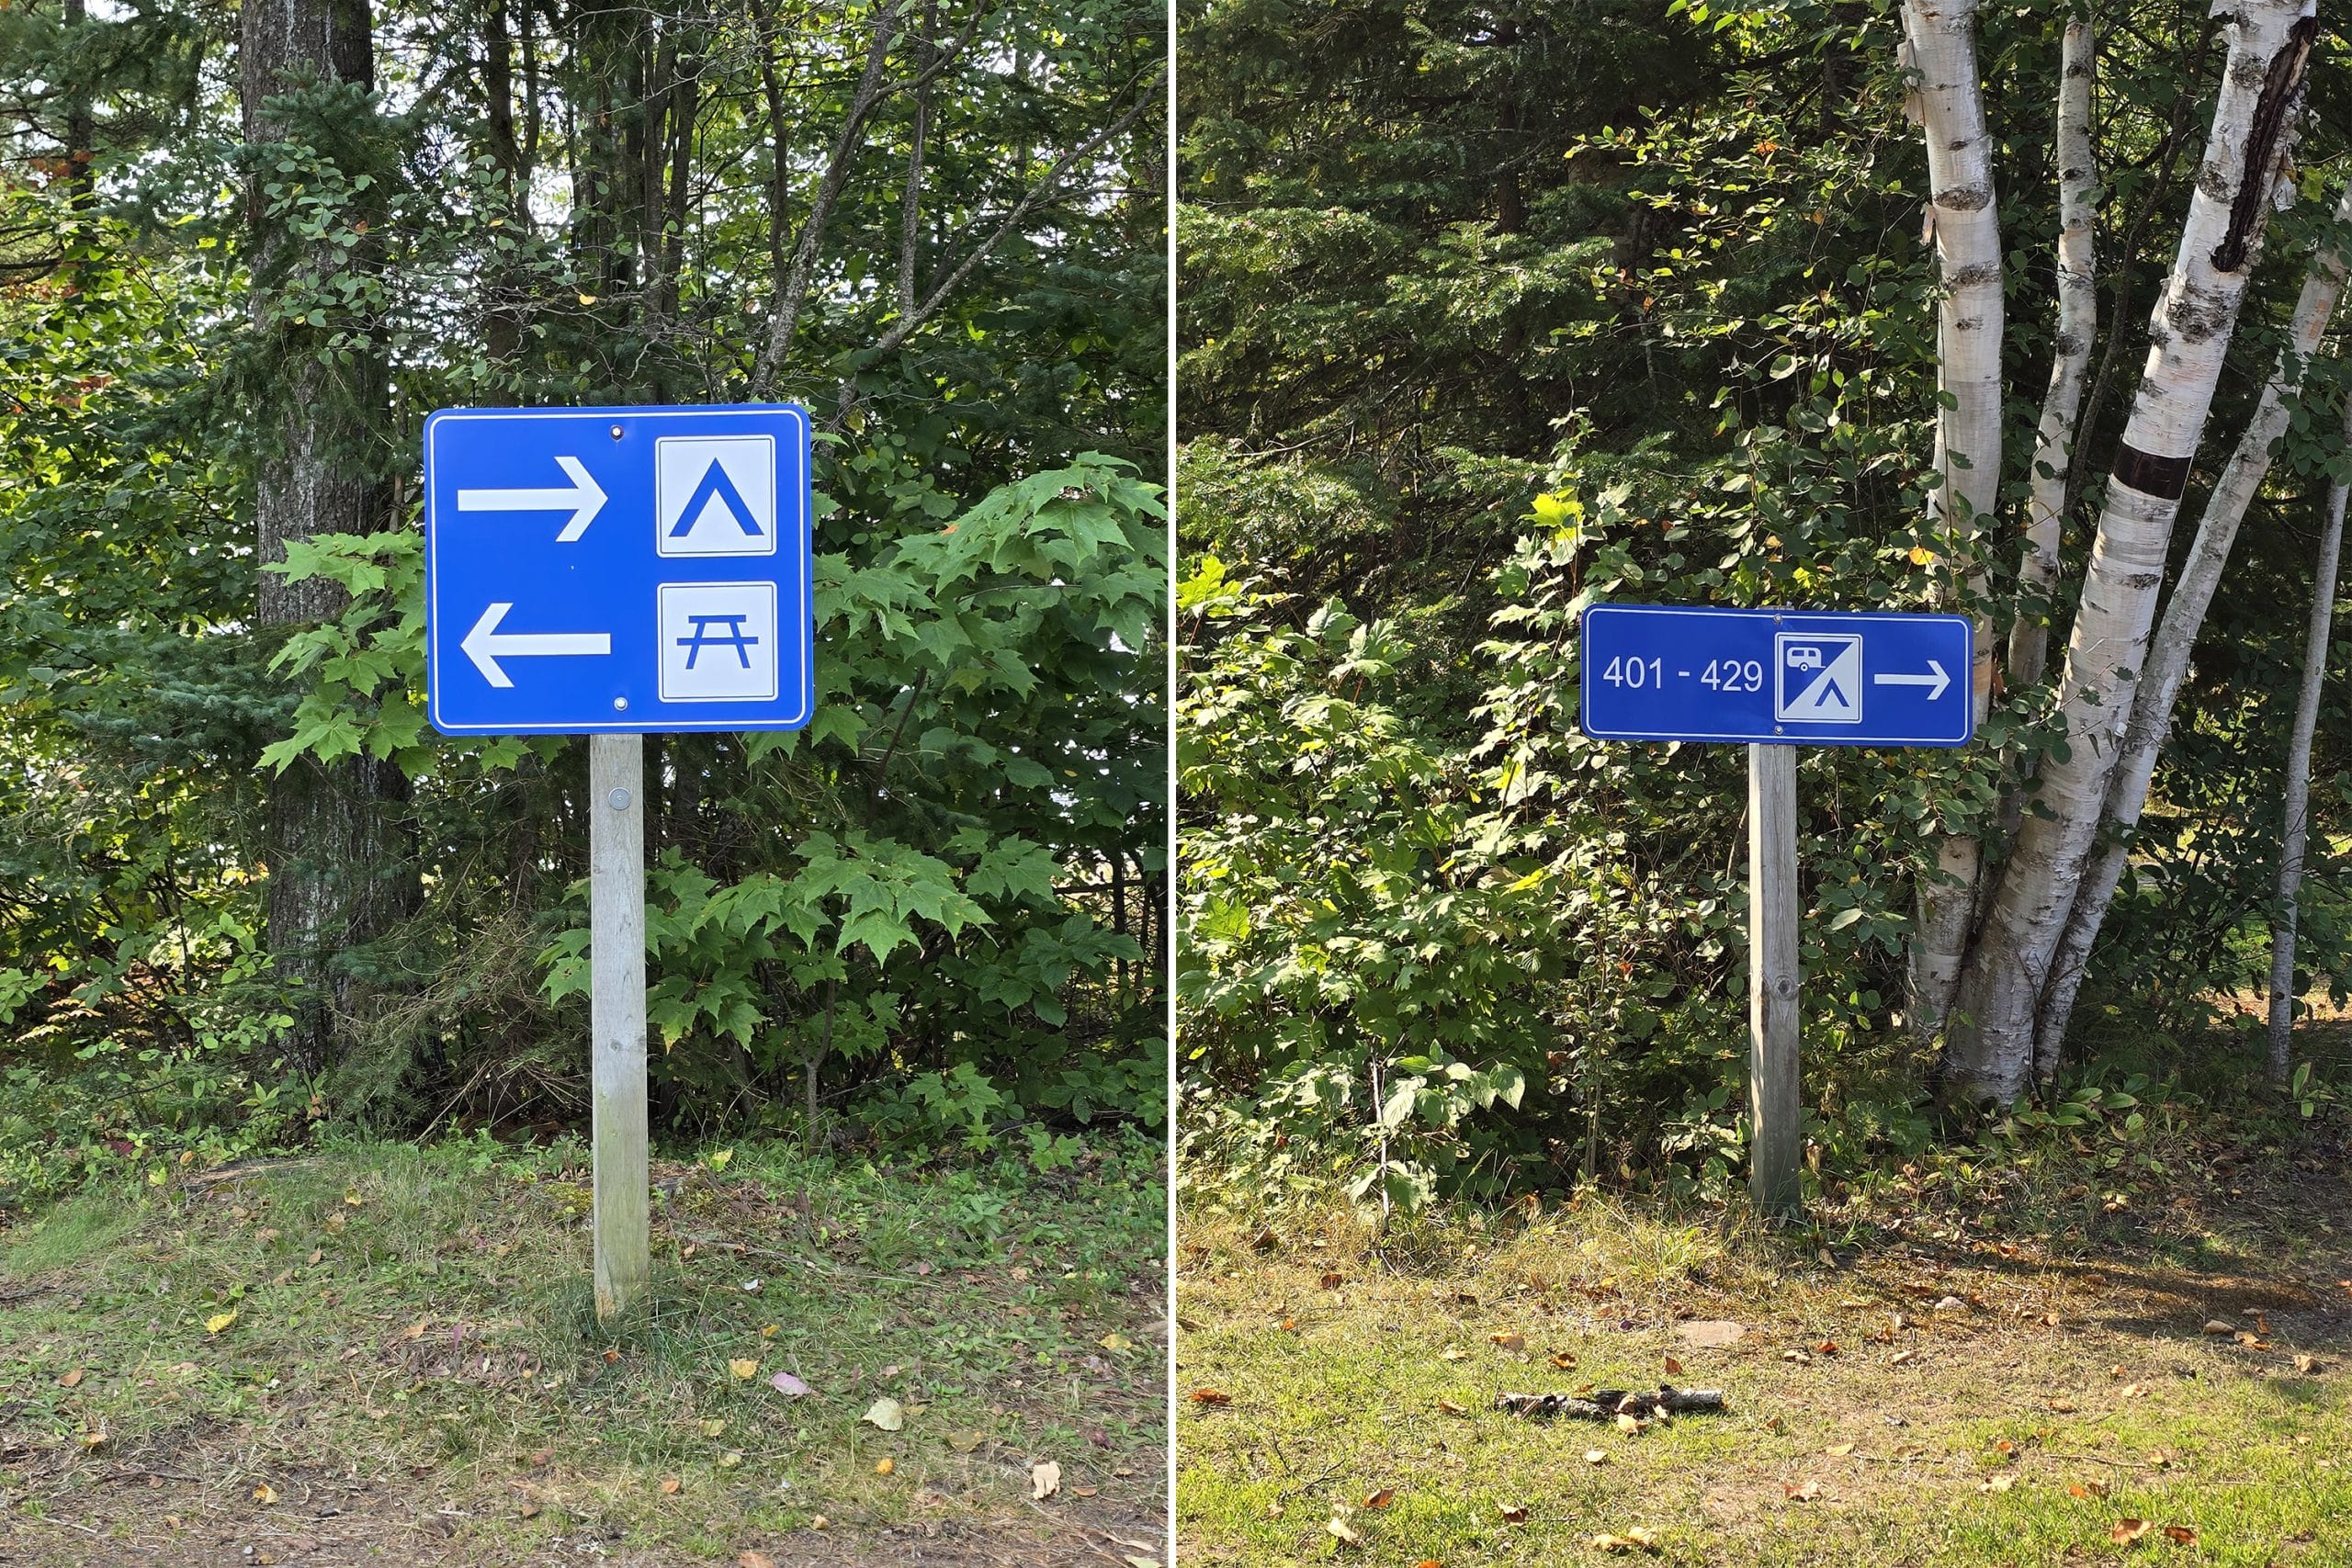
[1898,0,2003,1042]
[2266,399,2351,1083]
[2032,184,2352,1072]
[242,0,413,1073]
[2007,17,2097,691]
[1944,0,2318,1103]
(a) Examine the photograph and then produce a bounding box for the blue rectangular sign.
[424,403,813,735]
[1579,604,1973,748]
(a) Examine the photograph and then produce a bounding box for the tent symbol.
[668,461,764,538]
[655,434,777,558]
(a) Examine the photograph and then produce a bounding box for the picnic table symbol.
[676,613,760,669]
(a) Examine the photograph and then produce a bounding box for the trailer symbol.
[1785,645,1824,671]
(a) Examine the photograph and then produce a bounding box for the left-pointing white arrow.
[456,455,608,541]
[1871,660,1951,701]
[460,603,611,688]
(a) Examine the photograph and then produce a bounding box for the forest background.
[1177,0,2352,1214]
[0,0,1170,1196]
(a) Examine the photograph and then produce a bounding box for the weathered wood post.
[1747,741,1801,1217]
[590,732,650,1319]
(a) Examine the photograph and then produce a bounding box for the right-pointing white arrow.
[460,603,612,688]
[1872,660,1951,701]
[456,455,608,541]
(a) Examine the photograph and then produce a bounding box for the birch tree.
[2266,400,2352,1083]
[1939,0,2320,1103]
[2032,184,2352,1072]
[1898,0,2004,1043]
[2008,18,2098,693]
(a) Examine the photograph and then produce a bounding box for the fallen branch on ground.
[1493,1386,1728,1420]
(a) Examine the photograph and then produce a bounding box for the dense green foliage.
[1178,0,2352,1206]
[0,0,1169,1200]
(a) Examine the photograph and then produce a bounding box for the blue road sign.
[424,404,813,735]
[1579,604,1973,748]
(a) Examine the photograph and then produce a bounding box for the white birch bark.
[2008,19,2098,690]
[2267,414,2348,1083]
[1901,0,2004,1040]
[2034,183,2352,1072]
[1943,0,2319,1103]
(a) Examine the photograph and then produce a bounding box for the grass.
[0,1130,1169,1566]
[1176,1123,2352,1566]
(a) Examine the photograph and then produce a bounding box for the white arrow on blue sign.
[1579,604,1973,747]
[424,404,814,735]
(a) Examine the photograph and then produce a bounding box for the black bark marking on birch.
[2111,444,2194,500]
[2212,15,2317,273]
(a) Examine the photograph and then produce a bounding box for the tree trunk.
[1943,0,2317,1103]
[1898,0,2003,1042]
[243,0,413,1074]
[2034,183,2352,1072]
[2266,399,2350,1083]
[2007,17,2097,690]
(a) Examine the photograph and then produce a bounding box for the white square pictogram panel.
[656,434,777,557]
[1775,632,1863,724]
[659,582,779,702]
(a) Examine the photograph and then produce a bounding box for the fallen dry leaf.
[2163,1525,2196,1545]
[1437,1398,1469,1416]
[2296,1353,2318,1375]
[2049,1397,2077,1413]
[253,1483,277,1505]
[863,1397,905,1432]
[769,1371,810,1398]
[1585,1449,1609,1465]
[1826,1442,1856,1458]
[1030,1461,1059,1500]
[1363,1487,1395,1510]
[1891,1349,1917,1366]
[1615,1413,1645,1434]
[1498,1503,1530,1524]
[741,1554,776,1568]
[1784,1481,1821,1503]
[2069,1480,2110,1500]
[1326,1516,1363,1548]
[661,1476,683,1495]
[1550,1351,1578,1370]
[875,1458,895,1476]
[204,1310,238,1336]
[57,1370,83,1388]
[1782,1350,1811,1365]
[1188,1388,1232,1406]
[1320,1271,1343,1290]
[1815,1339,1839,1356]
[729,1359,759,1380]
[1979,1474,2014,1494]
[1490,1331,1526,1351]
[1591,1529,1660,1554]
[2110,1518,2149,1544]
[1662,1355,1683,1376]
[2202,1320,2234,1337]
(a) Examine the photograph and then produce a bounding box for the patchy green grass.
[1178,1162,2352,1566]
[0,1133,1168,1566]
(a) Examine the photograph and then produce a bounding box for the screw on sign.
[424,403,815,1320]
[1578,604,1974,1216]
